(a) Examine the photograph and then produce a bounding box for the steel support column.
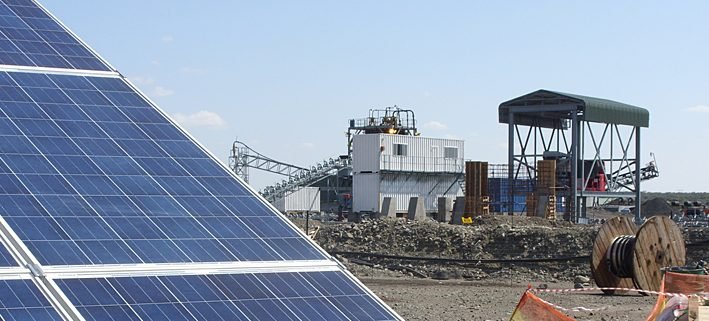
[635,127,642,224]
[570,112,578,222]
[508,111,515,216]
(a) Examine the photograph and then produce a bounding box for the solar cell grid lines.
[0,241,16,265]
[0,0,402,320]
[56,272,399,321]
[0,0,111,71]
[0,71,325,265]
[0,279,64,321]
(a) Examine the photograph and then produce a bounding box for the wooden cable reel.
[591,216,686,294]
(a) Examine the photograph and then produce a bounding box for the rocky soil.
[315,216,597,281]
[293,214,708,320]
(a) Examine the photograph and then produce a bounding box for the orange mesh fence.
[645,271,708,321]
[510,290,576,321]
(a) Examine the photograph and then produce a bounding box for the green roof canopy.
[499,90,649,128]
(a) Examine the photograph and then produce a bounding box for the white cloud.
[302,142,316,149]
[153,86,175,97]
[687,105,709,113]
[423,120,448,131]
[161,35,174,43]
[172,110,226,128]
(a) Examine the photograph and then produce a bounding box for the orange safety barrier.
[509,290,576,321]
[645,271,708,321]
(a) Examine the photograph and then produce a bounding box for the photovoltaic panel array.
[0,71,325,266]
[0,0,402,320]
[0,0,111,71]
[0,279,63,321]
[0,241,16,265]
[56,271,398,321]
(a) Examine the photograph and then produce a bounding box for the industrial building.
[234,95,658,225]
[351,131,464,214]
[232,107,464,219]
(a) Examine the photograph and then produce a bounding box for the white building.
[352,133,464,214]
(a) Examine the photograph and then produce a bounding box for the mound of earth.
[311,216,596,281]
[303,214,707,282]
[641,197,673,217]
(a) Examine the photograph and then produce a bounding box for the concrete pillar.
[381,197,397,218]
[451,196,466,225]
[437,197,452,223]
[407,196,426,221]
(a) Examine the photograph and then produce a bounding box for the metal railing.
[379,155,463,173]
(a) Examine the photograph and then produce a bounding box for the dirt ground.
[361,276,656,321]
[292,213,706,320]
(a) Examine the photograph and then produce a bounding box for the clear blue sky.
[41,1,709,192]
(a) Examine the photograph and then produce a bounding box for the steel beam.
[635,127,642,224]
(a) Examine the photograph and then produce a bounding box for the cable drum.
[606,235,636,278]
[591,215,686,294]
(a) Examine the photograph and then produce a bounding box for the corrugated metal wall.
[352,134,381,173]
[380,134,464,173]
[273,187,321,212]
[353,173,380,212]
[352,134,464,173]
[380,173,462,212]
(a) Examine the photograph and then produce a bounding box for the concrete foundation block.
[381,197,397,218]
[451,196,466,225]
[437,197,452,223]
[407,196,426,221]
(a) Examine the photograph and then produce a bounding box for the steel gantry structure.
[499,90,652,223]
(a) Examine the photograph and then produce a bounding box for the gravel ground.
[362,276,656,321]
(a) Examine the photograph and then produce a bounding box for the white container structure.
[352,133,464,214]
[274,187,321,213]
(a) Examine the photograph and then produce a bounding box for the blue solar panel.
[0,0,111,70]
[57,271,399,321]
[0,2,400,319]
[0,70,326,265]
[0,279,64,321]
[0,241,16,265]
